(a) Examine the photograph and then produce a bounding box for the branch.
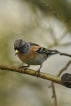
[57,60,71,77]
[0,64,61,84]
[49,60,71,106]
[0,62,71,106]
[60,52,71,57]
[49,82,57,106]
[42,1,71,29]
[48,49,71,57]
[42,1,65,23]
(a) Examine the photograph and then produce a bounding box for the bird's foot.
[35,64,43,78]
[19,65,29,72]
[35,69,40,78]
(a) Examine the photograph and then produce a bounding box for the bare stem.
[49,60,71,106]
[48,49,71,57]
[57,60,71,77]
[49,82,57,106]
[42,1,65,24]
[0,64,61,84]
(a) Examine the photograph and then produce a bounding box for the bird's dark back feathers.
[35,47,59,57]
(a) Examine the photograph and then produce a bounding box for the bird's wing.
[35,47,59,57]
[28,42,59,57]
[35,47,51,54]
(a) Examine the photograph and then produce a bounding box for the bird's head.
[14,39,30,55]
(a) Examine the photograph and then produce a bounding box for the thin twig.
[42,1,71,29]
[42,1,65,24]
[48,49,71,57]
[57,60,71,77]
[49,60,71,106]
[49,82,57,106]
[60,53,71,57]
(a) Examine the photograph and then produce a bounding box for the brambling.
[14,39,60,73]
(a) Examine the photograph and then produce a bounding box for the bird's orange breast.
[17,46,39,63]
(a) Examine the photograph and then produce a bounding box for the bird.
[14,39,60,74]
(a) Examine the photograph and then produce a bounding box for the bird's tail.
[46,49,60,57]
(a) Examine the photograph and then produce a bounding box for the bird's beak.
[15,50,20,55]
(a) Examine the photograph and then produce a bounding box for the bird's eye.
[14,46,18,50]
[14,47,16,50]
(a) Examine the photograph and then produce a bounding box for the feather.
[35,47,59,57]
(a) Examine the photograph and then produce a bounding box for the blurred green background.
[0,0,71,106]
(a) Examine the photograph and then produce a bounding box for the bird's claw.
[19,66,29,72]
[35,69,40,78]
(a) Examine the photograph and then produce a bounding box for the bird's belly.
[23,54,47,65]
[17,52,47,65]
